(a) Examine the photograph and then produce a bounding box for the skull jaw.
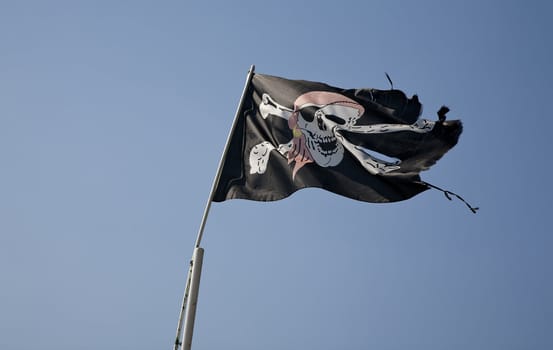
[307,141,344,167]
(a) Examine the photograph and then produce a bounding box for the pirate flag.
[213,73,463,204]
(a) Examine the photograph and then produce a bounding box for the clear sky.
[1,1,552,349]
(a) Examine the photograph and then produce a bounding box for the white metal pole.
[173,262,193,350]
[181,247,204,350]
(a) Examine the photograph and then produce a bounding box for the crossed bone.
[249,93,435,176]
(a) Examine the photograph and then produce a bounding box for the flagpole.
[173,262,192,350]
[194,64,255,248]
[173,65,255,350]
[180,247,204,350]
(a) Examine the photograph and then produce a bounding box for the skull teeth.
[306,132,339,155]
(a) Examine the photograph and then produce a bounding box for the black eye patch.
[298,106,318,122]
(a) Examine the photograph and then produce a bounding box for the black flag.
[213,73,462,203]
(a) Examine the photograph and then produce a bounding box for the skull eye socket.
[324,114,346,125]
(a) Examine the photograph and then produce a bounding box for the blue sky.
[1,1,552,349]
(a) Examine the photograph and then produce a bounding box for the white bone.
[249,140,294,174]
[341,118,435,134]
[330,119,434,174]
[335,130,401,175]
[277,140,294,155]
[259,93,293,120]
[249,141,276,174]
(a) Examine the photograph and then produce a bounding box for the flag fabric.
[213,73,462,203]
